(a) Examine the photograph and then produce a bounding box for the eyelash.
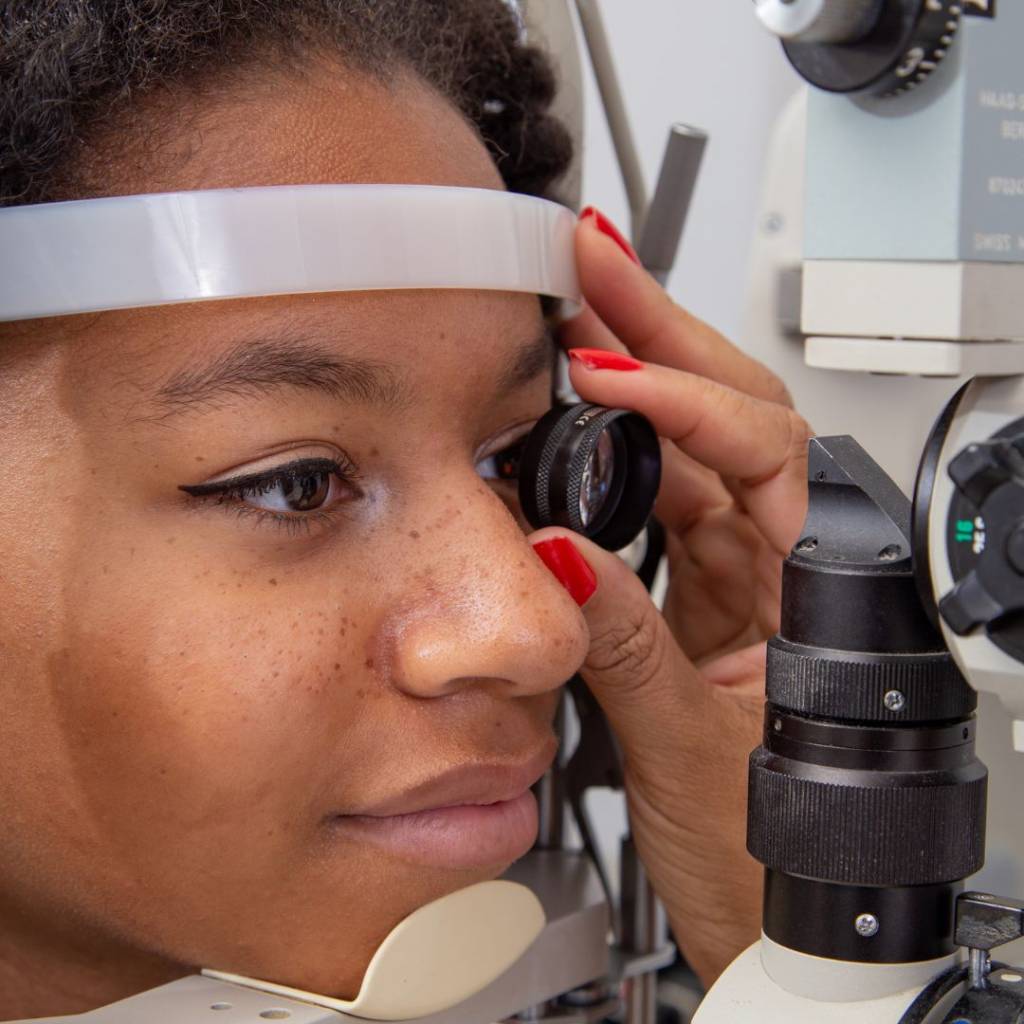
[180,456,359,534]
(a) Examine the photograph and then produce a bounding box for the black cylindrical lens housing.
[746,437,988,965]
[519,403,661,551]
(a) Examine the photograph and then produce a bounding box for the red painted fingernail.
[579,206,642,265]
[568,347,644,372]
[532,537,598,607]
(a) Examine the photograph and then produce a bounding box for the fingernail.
[533,537,598,607]
[579,206,642,265]
[569,347,644,372]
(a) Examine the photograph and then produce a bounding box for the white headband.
[0,185,581,322]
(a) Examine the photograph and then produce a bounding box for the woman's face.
[0,62,589,1007]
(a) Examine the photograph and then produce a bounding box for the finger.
[558,303,627,355]
[529,528,764,986]
[528,527,705,765]
[576,212,791,406]
[567,356,809,555]
[654,443,734,537]
[702,643,769,697]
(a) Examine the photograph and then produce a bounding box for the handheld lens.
[519,404,662,551]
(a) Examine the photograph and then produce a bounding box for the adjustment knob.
[948,441,1017,508]
[773,0,962,98]
[754,0,884,44]
[939,436,1024,644]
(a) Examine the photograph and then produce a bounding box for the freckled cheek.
[58,577,379,836]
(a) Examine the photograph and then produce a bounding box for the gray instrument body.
[805,3,1024,264]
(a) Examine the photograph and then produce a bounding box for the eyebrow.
[153,326,556,416]
[498,328,557,393]
[155,337,407,413]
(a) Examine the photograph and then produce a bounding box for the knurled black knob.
[779,0,962,98]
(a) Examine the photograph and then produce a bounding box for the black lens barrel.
[747,437,987,965]
[519,403,661,551]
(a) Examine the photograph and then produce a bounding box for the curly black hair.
[0,0,574,207]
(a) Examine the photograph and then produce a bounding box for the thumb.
[530,528,710,771]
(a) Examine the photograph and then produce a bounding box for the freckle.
[318,627,324,636]
[268,578,277,586]
[159,767,167,776]
[356,688,366,699]
[166,536,176,544]
[195,456,205,462]
[333,662,341,670]
[439,330,447,340]
[365,658,375,670]
[272,671,279,678]
[370,447,380,457]
[90,467,97,476]
[409,530,421,540]
[518,561,525,569]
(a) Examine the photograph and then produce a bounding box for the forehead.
[73,58,504,197]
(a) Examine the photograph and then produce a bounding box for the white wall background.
[577,2,799,341]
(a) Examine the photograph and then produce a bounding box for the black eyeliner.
[179,457,348,499]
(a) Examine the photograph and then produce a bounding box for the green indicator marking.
[955,519,975,544]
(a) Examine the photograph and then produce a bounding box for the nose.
[381,477,590,699]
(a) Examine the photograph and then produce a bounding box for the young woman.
[0,1,811,1015]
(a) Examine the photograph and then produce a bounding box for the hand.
[535,209,812,985]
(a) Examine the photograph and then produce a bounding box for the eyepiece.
[519,404,661,551]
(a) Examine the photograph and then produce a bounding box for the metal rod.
[620,836,666,1024]
[969,947,990,990]
[535,698,566,849]
[574,0,648,238]
[636,124,708,287]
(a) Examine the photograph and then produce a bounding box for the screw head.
[884,690,906,712]
[855,913,880,937]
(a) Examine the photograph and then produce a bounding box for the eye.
[476,436,527,483]
[180,456,358,517]
[245,465,342,513]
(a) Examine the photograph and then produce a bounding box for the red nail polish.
[533,537,598,607]
[568,348,644,372]
[579,206,642,265]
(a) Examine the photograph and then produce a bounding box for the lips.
[328,741,556,869]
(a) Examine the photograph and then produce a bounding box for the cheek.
[53,551,380,870]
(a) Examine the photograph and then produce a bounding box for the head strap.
[0,185,581,322]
